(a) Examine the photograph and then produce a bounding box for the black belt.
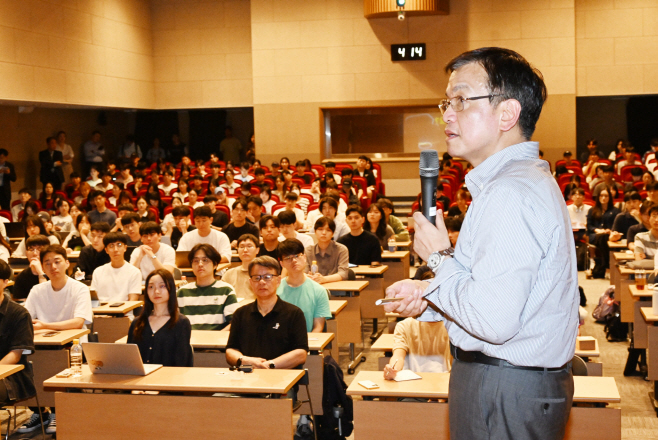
[450,343,569,372]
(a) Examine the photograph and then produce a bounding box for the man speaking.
[385,47,579,440]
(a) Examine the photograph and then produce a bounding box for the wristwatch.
[427,247,454,273]
[236,356,244,367]
[151,255,157,259]
[268,361,276,369]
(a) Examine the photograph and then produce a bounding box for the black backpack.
[315,356,353,440]
[604,304,628,342]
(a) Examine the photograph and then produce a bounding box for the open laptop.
[5,222,24,239]
[176,251,191,268]
[82,343,162,376]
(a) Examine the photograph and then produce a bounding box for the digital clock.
[391,43,426,61]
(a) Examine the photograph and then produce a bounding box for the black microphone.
[419,150,439,224]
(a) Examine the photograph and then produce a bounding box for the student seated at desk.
[12,234,50,301]
[223,234,258,300]
[610,191,641,242]
[377,198,410,242]
[177,244,238,330]
[277,239,331,332]
[177,206,231,263]
[119,212,143,247]
[12,215,59,258]
[226,256,308,370]
[77,221,111,280]
[0,260,38,428]
[163,205,195,250]
[628,201,654,251]
[634,205,658,260]
[383,318,452,382]
[130,221,175,280]
[91,232,142,309]
[223,198,260,248]
[22,245,93,434]
[258,215,280,259]
[338,205,382,266]
[278,210,313,249]
[128,269,193,367]
[304,217,349,284]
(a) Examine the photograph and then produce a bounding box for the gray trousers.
[449,358,573,440]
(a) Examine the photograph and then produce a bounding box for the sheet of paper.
[394,370,422,382]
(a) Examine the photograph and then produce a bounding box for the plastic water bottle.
[311,260,318,274]
[181,275,187,285]
[388,239,396,253]
[70,339,82,377]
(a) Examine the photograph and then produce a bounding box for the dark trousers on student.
[448,358,573,440]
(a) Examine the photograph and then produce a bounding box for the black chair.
[293,369,317,440]
[2,361,46,440]
[572,355,589,376]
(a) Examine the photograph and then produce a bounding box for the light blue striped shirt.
[420,142,579,367]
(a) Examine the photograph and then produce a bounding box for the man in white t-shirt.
[91,232,142,308]
[273,192,305,229]
[177,206,232,263]
[158,170,177,196]
[277,211,314,249]
[129,221,176,280]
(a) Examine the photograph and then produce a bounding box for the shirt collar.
[465,142,540,198]
[250,296,281,317]
[313,241,335,256]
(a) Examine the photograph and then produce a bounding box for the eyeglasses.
[282,253,304,263]
[106,243,125,250]
[238,244,256,250]
[438,95,501,115]
[192,257,212,265]
[250,274,276,282]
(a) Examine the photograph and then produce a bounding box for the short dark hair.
[314,216,335,233]
[325,161,335,168]
[232,198,248,210]
[194,205,213,218]
[0,259,11,280]
[259,215,280,229]
[377,198,394,213]
[103,232,128,246]
[203,194,218,204]
[172,206,191,217]
[139,221,161,236]
[26,234,51,248]
[90,190,105,201]
[121,212,141,226]
[188,243,222,267]
[254,168,265,176]
[649,206,658,217]
[237,233,259,247]
[345,205,363,217]
[277,238,305,259]
[248,195,262,207]
[651,138,658,148]
[445,47,547,140]
[445,215,464,232]
[117,203,134,213]
[0,148,8,157]
[319,197,338,212]
[284,192,298,201]
[641,201,655,215]
[248,256,281,276]
[277,210,296,226]
[570,187,585,197]
[90,222,111,233]
[40,245,68,263]
[627,191,643,202]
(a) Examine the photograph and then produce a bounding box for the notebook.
[394,370,422,382]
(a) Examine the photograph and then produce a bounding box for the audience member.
[77,222,111,280]
[223,198,260,247]
[87,190,117,227]
[0,148,16,210]
[226,256,308,370]
[177,206,231,262]
[94,171,113,192]
[158,170,177,195]
[130,221,175,280]
[246,195,263,225]
[277,239,331,332]
[365,203,395,248]
[51,198,73,232]
[278,210,313,249]
[338,205,382,266]
[12,235,50,301]
[39,136,64,190]
[610,191,641,242]
[91,232,142,310]
[634,206,658,260]
[222,234,259,301]
[258,215,280,259]
[628,201,654,251]
[444,215,463,248]
[592,165,623,197]
[586,187,620,278]
[128,269,193,366]
[62,213,92,251]
[447,189,471,217]
[567,188,590,230]
[164,206,194,250]
[203,194,229,229]
[273,192,304,228]
[11,188,31,221]
[120,212,143,247]
[12,215,59,258]
[305,217,349,284]
[377,198,410,242]
[259,187,276,214]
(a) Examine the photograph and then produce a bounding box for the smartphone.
[375,298,403,306]
[43,331,60,337]
[358,380,379,390]
[109,302,125,307]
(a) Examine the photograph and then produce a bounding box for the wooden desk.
[44,366,303,440]
[327,300,347,360]
[353,265,388,323]
[115,331,333,415]
[0,364,24,380]
[608,239,628,249]
[611,261,637,323]
[629,285,653,350]
[639,307,658,413]
[390,240,411,248]
[92,301,143,343]
[381,250,410,289]
[30,328,90,407]
[347,371,621,440]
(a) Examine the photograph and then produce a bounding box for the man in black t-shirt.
[258,215,280,259]
[204,194,229,229]
[11,235,50,301]
[337,205,382,266]
[222,198,259,247]
[226,256,308,369]
[167,206,197,250]
[77,222,111,280]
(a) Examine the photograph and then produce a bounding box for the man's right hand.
[383,279,430,317]
[242,356,268,369]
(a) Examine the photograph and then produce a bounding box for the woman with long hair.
[259,186,276,214]
[586,187,620,278]
[63,213,92,251]
[280,157,291,173]
[127,269,193,366]
[136,196,157,222]
[172,178,189,202]
[365,204,395,248]
[38,182,55,209]
[273,175,287,200]
[51,198,73,233]
[12,215,59,257]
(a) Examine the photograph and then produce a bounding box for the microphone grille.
[419,150,439,177]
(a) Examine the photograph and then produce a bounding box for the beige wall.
[250,0,577,166]
[151,0,253,109]
[0,0,154,108]
[576,0,658,96]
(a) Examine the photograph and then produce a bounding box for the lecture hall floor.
[3,273,658,439]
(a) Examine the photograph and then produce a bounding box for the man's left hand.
[412,211,451,262]
[32,319,46,331]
